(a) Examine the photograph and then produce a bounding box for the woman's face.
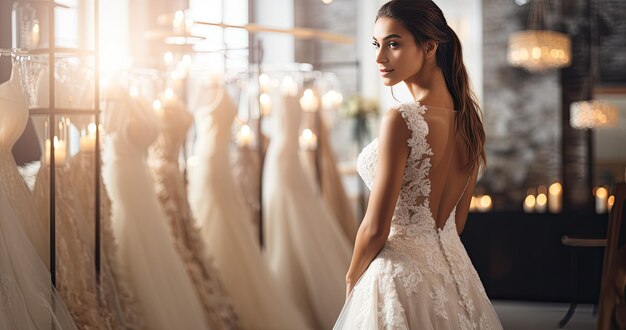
[372,17,425,86]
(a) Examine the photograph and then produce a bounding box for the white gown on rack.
[101,88,209,330]
[189,86,310,330]
[302,112,358,243]
[149,95,238,329]
[0,61,77,330]
[263,93,352,330]
[33,159,111,329]
[32,118,108,329]
[334,102,502,329]
[32,71,145,330]
[69,151,145,330]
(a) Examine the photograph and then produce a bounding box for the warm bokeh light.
[164,88,175,99]
[281,76,298,96]
[322,90,343,110]
[259,74,271,91]
[549,182,562,195]
[88,123,97,135]
[260,93,272,115]
[524,194,536,213]
[507,31,571,71]
[299,128,318,151]
[300,89,319,112]
[595,187,608,198]
[469,196,477,212]
[236,124,254,147]
[152,99,162,111]
[478,195,492,212]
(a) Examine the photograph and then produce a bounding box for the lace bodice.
[357,102,448,232]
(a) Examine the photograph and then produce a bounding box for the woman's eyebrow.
[372,34,403,41]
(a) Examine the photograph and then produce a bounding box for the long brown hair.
[377,0,487,171]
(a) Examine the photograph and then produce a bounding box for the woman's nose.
[376,49,388,64]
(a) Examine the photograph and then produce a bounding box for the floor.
[493,300,596,330]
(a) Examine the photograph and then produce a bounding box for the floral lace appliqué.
[344,102,501,330]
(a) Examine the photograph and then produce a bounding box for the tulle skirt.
[0,183,77,330]
[103,155,209,330]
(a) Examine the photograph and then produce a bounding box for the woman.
[334,0,503,328]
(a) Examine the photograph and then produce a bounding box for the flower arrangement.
[340,95,380,145]
[339,95,380,118]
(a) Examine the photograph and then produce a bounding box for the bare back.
[422,105,477,233]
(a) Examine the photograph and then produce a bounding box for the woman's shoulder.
[391,101,428,117]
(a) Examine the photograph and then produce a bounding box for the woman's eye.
[372,42,380,49]
[388,41,399,48]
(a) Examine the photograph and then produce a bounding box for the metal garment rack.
[16,0,101,286]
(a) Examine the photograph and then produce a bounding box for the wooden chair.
[596,182,626,330]
[559,182,626,330]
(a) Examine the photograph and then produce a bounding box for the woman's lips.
[379,68,394,77]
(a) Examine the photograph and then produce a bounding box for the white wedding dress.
[148,96,238,329]
[263,93,352,329]
[302,112,358,243]
[189,86,311,330]
[0,61,77,330]
[32,72,145,329]
[101,88,210,330]
[334,102,502,329]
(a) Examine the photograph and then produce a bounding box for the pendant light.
[507,0,572,72]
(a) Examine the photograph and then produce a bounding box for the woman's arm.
[345,108,411,296]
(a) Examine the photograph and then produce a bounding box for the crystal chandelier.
[570,100,619,129]
[507,0,571,72]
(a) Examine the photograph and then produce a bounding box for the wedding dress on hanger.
[148,95,238,329]
[0,60,77,330]
[32,70,142,329]
[33,83,107,329]
[189,84,311,330]
[70,74,145,330]
[101,87,210,330]
[33,156,111,329]
[68,150,145,330]
[334,102,502,329]
[0,62,49,268]
[302,111,358,243]
[262,92,352,329]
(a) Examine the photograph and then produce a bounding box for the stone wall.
[480,0,562,208]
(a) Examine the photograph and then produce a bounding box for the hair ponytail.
[377,0,487,172]
[438,27,486,171]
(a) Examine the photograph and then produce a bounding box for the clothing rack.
[6,0,101,287]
